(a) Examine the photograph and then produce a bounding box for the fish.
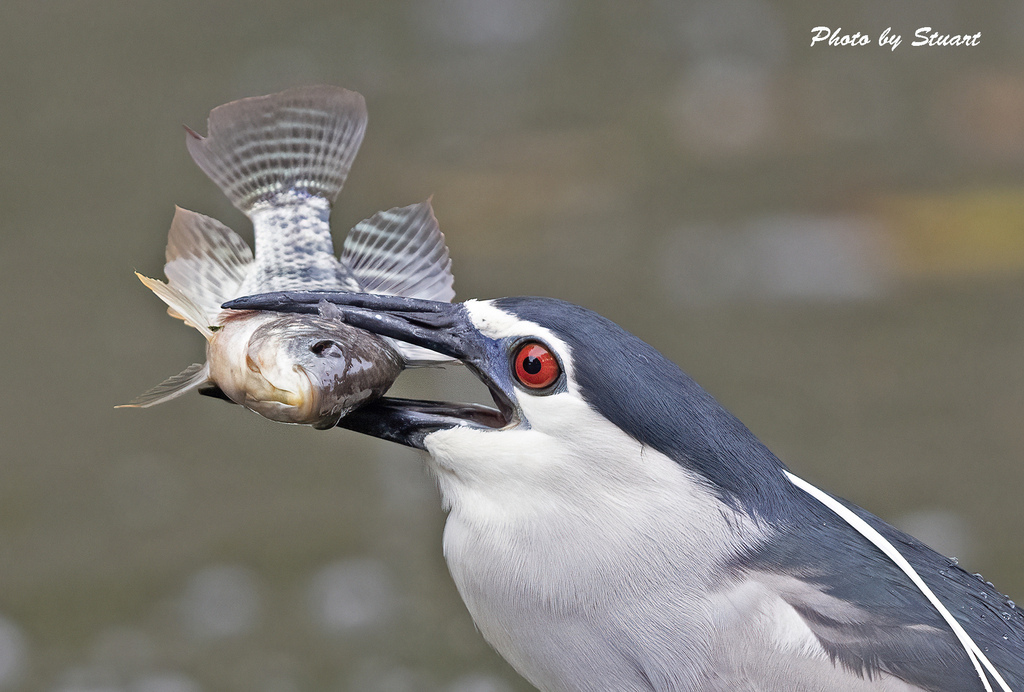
[119,85,455,429]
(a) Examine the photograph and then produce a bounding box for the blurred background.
[2,1,1024,690]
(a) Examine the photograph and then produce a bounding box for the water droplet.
[1001,611,1012,621]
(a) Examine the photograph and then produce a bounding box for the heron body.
[224,291,1024,692]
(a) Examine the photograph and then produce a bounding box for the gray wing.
[732,499,1024,692]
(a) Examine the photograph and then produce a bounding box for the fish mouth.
[243,353,318,422]
[224,292,520,448]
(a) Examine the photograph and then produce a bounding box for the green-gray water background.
[2,2,1024,690]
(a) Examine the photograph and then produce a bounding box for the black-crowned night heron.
[226,290,1024,692]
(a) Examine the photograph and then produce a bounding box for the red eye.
[513,342,560,389]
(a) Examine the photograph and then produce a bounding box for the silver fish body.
[122,86,454,426]
[209,311,401,428]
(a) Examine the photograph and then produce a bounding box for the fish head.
[210,312,403,428]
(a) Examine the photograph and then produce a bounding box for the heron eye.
[513,342,560,390]
[311,340,342,358]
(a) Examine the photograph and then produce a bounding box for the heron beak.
[223,292,517,448]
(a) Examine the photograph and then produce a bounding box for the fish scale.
[242,192,359,294]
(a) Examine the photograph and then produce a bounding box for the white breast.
[421,392,929,691]
[422,392,759,690]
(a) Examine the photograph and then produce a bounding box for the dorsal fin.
[164,206,253,319]
[185,85,367,214]
[342,199,455,302]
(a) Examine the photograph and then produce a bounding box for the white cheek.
[462,301,577,385]
[517,392,595,438]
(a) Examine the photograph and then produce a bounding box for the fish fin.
[164,206,253,319]
[340,200,454,365]
[116,362,210,408]
[342,199,456,302]
[389,340,457,366]
[185,85,367,213]
[136,272,216,341]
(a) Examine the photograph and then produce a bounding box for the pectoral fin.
[340,199,456,365]
[136,273,216,340]
[164,207,253,320]
[341,199,455,303]
[117,362,210,408]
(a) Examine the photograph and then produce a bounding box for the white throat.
[421,392,762,689]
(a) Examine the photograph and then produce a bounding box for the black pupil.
[311,340,341,357]
[522,354,542,375]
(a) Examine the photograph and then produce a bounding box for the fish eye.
[512,341,561,391]
[311,340,343,358]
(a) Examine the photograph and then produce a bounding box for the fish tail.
[185,85,367,214]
